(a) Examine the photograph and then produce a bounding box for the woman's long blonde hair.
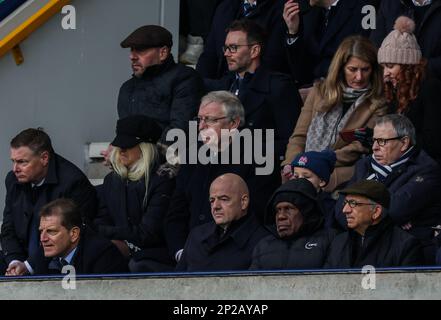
[319,35,384,112]
[110,142,159,208]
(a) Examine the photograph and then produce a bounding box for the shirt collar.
[244,0,257,6]
[31,178,45,188]
[63,247,77,264]
[412,0,432,6]
[327,0,340,9]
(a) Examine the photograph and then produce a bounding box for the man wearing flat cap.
[324,180,424,268]
[117,25,204,145]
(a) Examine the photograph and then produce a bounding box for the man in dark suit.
[165,91,279,265]
[7,199,127,275]
[196,0,288,79]
[176,174,268,272]
[283,0,374,86]
[1,128,97,275]
[205,19,302,162]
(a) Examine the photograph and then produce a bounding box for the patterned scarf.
[342,86,370,105]
[305,86,369,152]
[367,146,415,182]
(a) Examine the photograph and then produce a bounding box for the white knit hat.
[377,16,422,65]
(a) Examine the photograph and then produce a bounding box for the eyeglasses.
[343,199,373,208]
[222,43,257,53]
[372,136,404,146]
[194,116,228,126]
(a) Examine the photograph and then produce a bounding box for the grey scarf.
[305,87,369,152]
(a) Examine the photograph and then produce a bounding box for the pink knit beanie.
[377,16,422,65]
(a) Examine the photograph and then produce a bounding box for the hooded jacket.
[250,179,337,270]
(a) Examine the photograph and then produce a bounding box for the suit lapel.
[418,0,441,34]
[319,0,356,52]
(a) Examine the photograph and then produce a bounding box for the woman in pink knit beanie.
[378,16,441,166]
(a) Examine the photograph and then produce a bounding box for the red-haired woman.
[378,16,441,166]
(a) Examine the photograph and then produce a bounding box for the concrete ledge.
[1,268,441,300]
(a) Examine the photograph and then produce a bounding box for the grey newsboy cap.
[339,180,390,209]
[121,25,173,49]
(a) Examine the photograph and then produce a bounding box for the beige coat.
[282,85,387,191]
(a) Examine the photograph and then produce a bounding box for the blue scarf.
[368,146,414,182]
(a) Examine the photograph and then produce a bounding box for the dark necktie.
[230,77,243,96]
[27,186,41,257]
[48,258,69,272]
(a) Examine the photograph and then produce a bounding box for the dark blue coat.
[95,164,176,264]
[0,153,97,265]
[196,0,288,79]
[164,146,280,258]
[32,228,128,275]
[176,214,268,272]
[324,217,424,268]
[334,148,441,240]
[287,0,373,85]
[204,66,302,161]
[370,0,441,80]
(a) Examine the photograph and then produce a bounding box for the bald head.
[209,174,250,229]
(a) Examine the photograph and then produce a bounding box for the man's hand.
[283,0,301,35]
[354,127,374,148]
[5,261,28,276]
[281,164,293,183]
[100,144,113,168]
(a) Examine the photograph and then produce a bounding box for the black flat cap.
[121,25,173,49]
[339,180,390,209]
[111,115,162,149]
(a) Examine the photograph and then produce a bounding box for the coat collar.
[418,0,441,33]
[203,214,260,250]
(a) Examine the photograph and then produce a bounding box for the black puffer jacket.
[117,55,204,144]
[324,217,424,268]
[250,179,337,270]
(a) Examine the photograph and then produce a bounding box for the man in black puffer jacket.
[250,178,337,270]
[118,25,204,145]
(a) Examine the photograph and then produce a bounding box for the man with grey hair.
[165,91,279,264]
[334,114,441,264]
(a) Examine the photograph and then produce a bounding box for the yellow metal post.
[11,45,24,65]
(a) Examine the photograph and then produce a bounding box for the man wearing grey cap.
[324,180,424,268]
[117,25,204,145]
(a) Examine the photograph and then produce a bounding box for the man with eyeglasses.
[324,179,423,268]
[165,91,279,265]
[205,19,302,163]
[196,0,289,79]
[334,114,441,264]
